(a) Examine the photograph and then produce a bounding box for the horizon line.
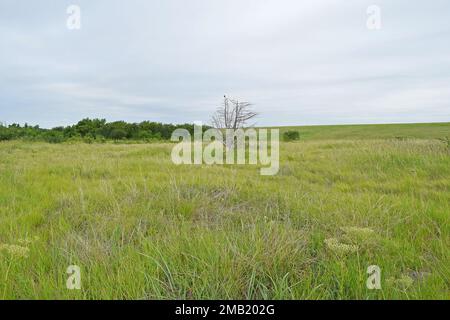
[1,119,449,130]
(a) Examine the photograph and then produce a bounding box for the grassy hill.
[278,122,450,140]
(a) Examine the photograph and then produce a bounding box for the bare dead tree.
[211,95,258,129]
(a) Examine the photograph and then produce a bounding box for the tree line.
[0,118,203,143]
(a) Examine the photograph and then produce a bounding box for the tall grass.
[0,124,449,299]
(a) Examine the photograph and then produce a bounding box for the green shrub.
[283,130,300,141]
[83,136,94,144]
[42,131,65,144]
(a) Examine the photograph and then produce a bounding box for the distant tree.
[110,128,127,140]
[211,95,258,129]
[0,118,206,143]
[74,118,106,138]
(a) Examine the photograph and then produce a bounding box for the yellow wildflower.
[0,244,30,258]
[324,238,358,255]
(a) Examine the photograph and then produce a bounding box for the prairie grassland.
[0,123,449,299]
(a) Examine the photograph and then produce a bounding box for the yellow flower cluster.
[17,236,40,245]
[0,244,30,258]
[324,238,359,255]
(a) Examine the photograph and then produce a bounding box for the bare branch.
[210,95,258,130]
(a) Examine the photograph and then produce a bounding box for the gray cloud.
[0,0,449,127]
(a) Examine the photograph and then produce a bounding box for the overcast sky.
[0,0,449,128]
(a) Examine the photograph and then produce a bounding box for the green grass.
[279,122,450,141]
[0,122,449,299]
